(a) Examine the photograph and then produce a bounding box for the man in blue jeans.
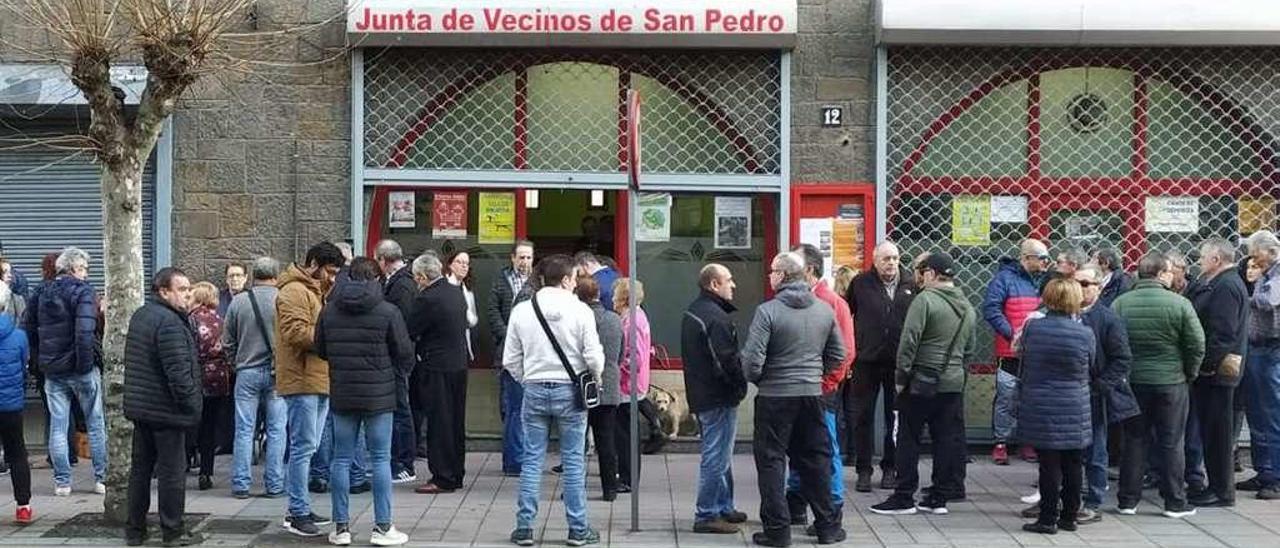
[275,242,344,537]
[309,414,368,494]
[375,239,420,484]
[222,257,286,499]
[489,241,535,477]
[25,247,108,496]
[681,264,749,534]
[503,255,604,547]
[1241,231,1280,500]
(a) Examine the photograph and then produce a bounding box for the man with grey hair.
[742,252,846,546]
[407,252,470,494]
[374,239,418,483]
[1055,249,1088,279]
[1167,251,1191,294]
[1184,238,1248,507]
[1240,230,1280,499]
[223,256,287,499]
[25,246,107,496]
[1093,248,1131,308]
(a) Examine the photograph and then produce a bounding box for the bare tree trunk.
[100,156,147,524]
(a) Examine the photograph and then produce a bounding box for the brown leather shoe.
[693,519,739,534]
[414,482,456,494]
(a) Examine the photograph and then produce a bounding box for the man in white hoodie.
[503,255,605,547]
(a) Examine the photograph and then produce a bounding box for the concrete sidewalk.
[0,451,1277,547]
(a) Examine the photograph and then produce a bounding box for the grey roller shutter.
[0,122,155,292]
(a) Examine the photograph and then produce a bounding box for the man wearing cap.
[982,239,1050,465]
[870,252,977,517]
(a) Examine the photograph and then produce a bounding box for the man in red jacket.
[785,244,856,526]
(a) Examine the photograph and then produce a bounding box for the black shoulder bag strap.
[246,289,275,359]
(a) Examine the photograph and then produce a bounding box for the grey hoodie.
[741,281,846,397]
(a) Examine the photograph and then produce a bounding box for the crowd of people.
[1,229,1279,547]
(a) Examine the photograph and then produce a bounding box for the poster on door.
[478,192,515,244]
[1145,196,1199,233]
[388,191,416,228]
[635,193,672,242]
[951,195,991,246]
[714,197,752,249]
[432,191,468,239]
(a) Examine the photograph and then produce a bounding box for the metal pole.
[628,186,640,532]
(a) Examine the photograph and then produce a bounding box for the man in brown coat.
[276,242,345,537]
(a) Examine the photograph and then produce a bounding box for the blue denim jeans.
[231,367,286,494]
[1245,345,1280,487]
[285,394,329,518]
[46,370,107,487]
[786,409,844,509]
[500,370,525,475]
[330,412,393,528]
[695,406,738,522]
[391,377,415,476]
[1183,394,1207,489]
[992,368,1019,443]
[312,413,367,486]
[1083,417,1109,509]
[517,382,589,534]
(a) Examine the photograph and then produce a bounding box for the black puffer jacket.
[26,276,98,378]
[1188,269,1249,387]
[383,265,417,322]
[316,280,414,415]
[124,298,201,428]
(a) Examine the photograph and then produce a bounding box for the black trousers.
[846,359,897,473]
[615,403,642,488]
[424,369,467,490]
[197,396,230,477]
[1037,449,1083,525]
[589,404,619,495]
[1119,384,1189,509]
[410,364,430,456]
[391,375,416,475]
[127,421,188,540]
[0,411,31,506]
[893,392,964,498]
[1192,380,1235,502]
[753,395,839,540]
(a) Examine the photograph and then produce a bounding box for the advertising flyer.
[432,191,468,239]
[951,195,991,246]
[1145,196,1198,233]
[714,196,752,249]
[635,193,672,242]
[388,191,416,228]
[1239,197,1275,235]
[478,192,515,244]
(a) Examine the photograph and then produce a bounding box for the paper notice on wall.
[388,191,416,228]
[832,218,861,272]
[951,195,991,246]
[991,195,1028,223]
[799,218,834,277]
[432,191,468,239]
[1239,197,1276,235]
[478,192,515,244]
[714,197,752,249]
[1145,196,1199,233]
[635,193,672,242]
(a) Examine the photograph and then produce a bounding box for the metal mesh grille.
[888,47,1280,370]
[363,49,781,174]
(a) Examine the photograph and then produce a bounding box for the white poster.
[635,193,672,242]
[799,218,834,280]
[388,191,416,228]
[714,196,752,249]
[991,195,1028,223]
[1146,196,1199,233]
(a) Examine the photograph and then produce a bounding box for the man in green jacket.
[870,252,977,517]
[1112,252,1206,519]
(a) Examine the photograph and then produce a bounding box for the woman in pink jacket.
[613,278,650,493]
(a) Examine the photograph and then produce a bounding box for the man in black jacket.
[488,240,534,476]
[375,239,418,483]
[845,241,914,492]
[681,264,749,534]
[124,268,201,547]
[314,258,413,545]
[1187,238,1248,507]
[1094,248,1131,308]
[409,252,471,494]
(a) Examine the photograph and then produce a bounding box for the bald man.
[982,239,1050,465]
[845,241,915,493]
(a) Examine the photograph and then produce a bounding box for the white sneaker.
[1117,505,1138,515]
[94,482,106,495]
[328,527,352,546]
[371,524,408,546]
[1163,507,1197,519]
[392,470,417,484]
[1020,491,1041,504]
[54,485,71,497]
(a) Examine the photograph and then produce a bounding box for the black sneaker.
[916,497,948,515]
[816,528,847,545]
[509,528,534,546]
[1022,522,1057,535]
[751,531,791,547]
[309,513,333,526]
[284,515,322,537]
[870,495,918,515]
[1236,476,1264,491]
[350,482,371,495]
[309,478,329,494]
[1057,519,1077,532]
[566,527,600,546]
[162,531,204,547]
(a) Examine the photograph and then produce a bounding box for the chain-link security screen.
[363,49,781,174]
[887,48,1280,436]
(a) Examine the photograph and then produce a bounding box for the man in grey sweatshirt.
[742,252,846,547]
[222,257,287,498]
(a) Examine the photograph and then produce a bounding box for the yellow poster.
[952,195,991,246]
[1240,197,1276,235]
[478,192,515,244]
[832,219,862,271]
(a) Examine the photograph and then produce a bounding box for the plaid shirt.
[1250,261,1280,344]
[506,268,528,304]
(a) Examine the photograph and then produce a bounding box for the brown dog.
[647,385,691,439]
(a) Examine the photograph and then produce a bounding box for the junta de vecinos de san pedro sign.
[346,0,797,49]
